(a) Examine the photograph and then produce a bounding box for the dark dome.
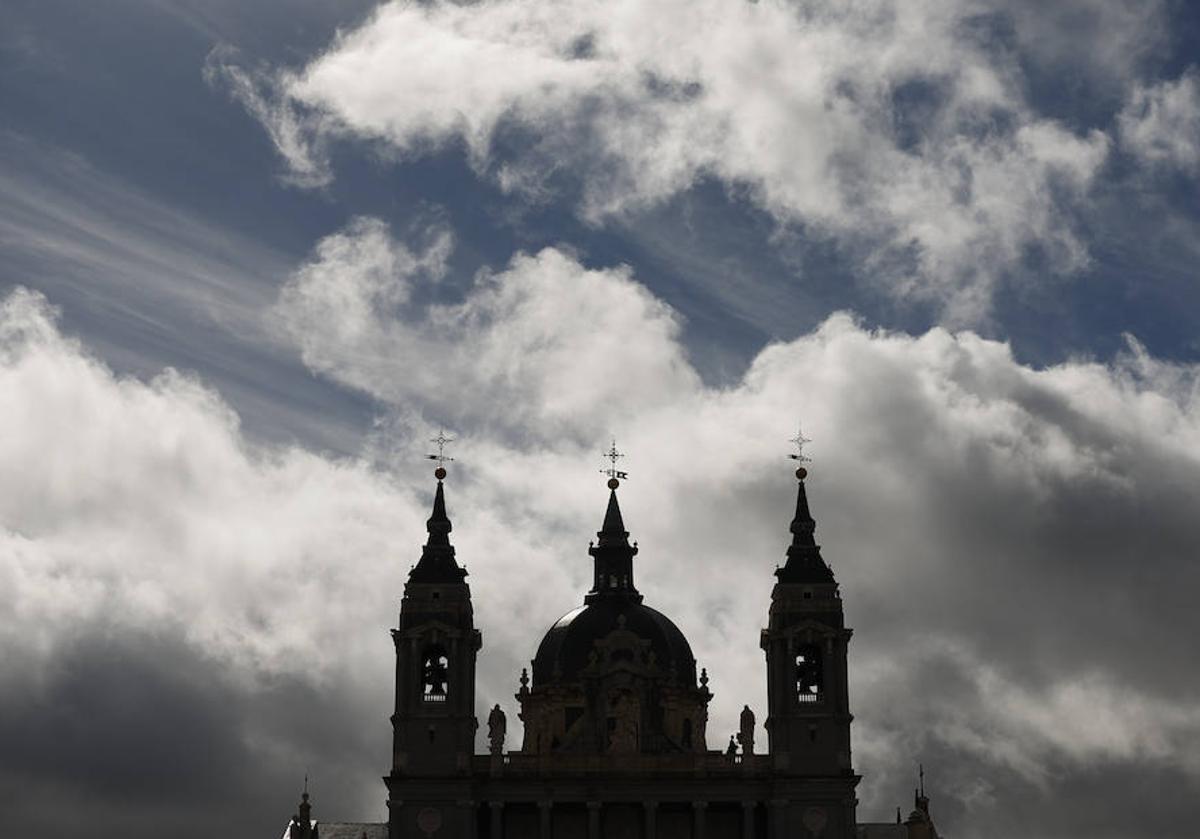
[532,599,697,687]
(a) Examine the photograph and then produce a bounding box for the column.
[489,801,503,839]
[643,800,658,839]
[692,801,707,839]
[769,799,787,839]
[741,801,756,839]
[587,801,602,839]
[538,800,553,839]
[457,800,476,837]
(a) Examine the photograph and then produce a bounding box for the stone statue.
[737,704,755,755]
[488,704,507,755]
[609,695,639,753]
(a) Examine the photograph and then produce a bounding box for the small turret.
[288,779,314,839]
[586,442,641,603]
[586,485,642,603]
[903,765,940,839]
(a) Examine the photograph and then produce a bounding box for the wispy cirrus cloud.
[1119,69,1200,174]
[203,46,335,190]
[0,132,369,451]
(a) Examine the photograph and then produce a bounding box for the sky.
[2,0,1200,836]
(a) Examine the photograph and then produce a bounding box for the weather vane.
[788,423,812,479]
[601,438,629,488]
[427,429,455,479]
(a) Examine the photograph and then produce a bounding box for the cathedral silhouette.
[282,455,941,839]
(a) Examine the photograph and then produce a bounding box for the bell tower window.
[795,644,823,704]
[421,647,450,702]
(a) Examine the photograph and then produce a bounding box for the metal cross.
[788,423,812,464]
[601,439,629,481]
[426,429,456,467]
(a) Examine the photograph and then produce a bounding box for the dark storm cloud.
[0,631,257,802]
[862,721,1200,839]
[0,626,391,836]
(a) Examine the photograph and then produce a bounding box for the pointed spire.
[408,471,467,584]
[776,468,835,584]
[426,479,452,546]
[598,489,629,547]
[789,477,817,547]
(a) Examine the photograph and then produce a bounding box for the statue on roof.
[487,704,507,755]
[737,704,756,755]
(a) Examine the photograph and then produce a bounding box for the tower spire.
[408,437,466,584]
[598,487,629,547]
[776,433,835,584]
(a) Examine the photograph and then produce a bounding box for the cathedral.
[281,456,942,839]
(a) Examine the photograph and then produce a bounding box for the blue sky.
[3,2,1200,837]
[7,0,1200,445]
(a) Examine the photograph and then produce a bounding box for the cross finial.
[788,423,812,464]
[788,422,812,480]
[426,429,455,478]
[601,438,629,488]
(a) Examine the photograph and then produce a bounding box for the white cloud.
[218,0,1122,319]
[1119,69,1200,174]
[271,220,1200,816]
[5,217,1200,831]
[0,288,408,685]
[273,216,700,441]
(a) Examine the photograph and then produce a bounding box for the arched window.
[682,718,694,749]
[421,647,449,702]
[795,644,823,703]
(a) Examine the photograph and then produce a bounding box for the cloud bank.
[5,218,1199,836]
[213,0,1148,320]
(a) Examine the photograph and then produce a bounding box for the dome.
[532,598,697,686]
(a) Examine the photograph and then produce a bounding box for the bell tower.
[386,460,482,839]
[760,458,859,837]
